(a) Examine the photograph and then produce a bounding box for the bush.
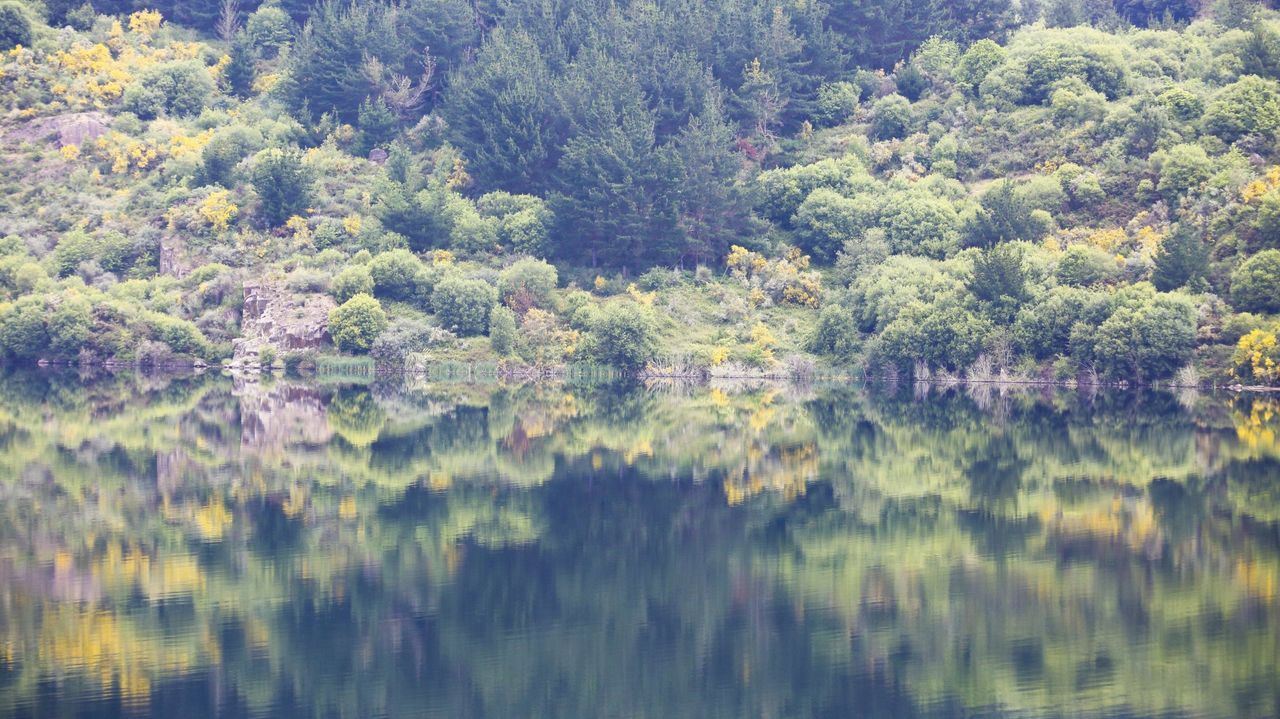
[122,61,216,119]
[331,264,374,303]
[1203,75,1280,144]
[252,148,313,227]
[876,300,993,371]
[0,296,48,360]
[755,156,873,224]
[328,293,388,352]
[792,189,876,263]
[431,277,497,336]
[489,305,517,355]
[1092,292,1196,380]
[814,81,861,126]
[367,249,424,300]
[807,304,859,358]
[369,317,447,366]
[586,302,659,371]
[956,39,1005,93]
[870,94,911,140]
[147,313,207,356]
[1232,249,1280,313]
[1156,143,1212,203]
[48,295,92,356]
[1056,244,1120,287]
[0,2,32,51]
[881,192,960,258]
[497,257,558,310]
[245,5,293,57]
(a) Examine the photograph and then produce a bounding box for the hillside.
[1,0,1280,385]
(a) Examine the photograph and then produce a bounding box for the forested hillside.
[1,0,1280,384]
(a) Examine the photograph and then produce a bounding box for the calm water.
[0,371,1277,718]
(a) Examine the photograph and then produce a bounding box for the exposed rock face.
[1,111,110,148]
[158,235,195,278]
[231,281,336,365]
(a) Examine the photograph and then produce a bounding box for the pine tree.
[671,95,753,266]
[1153,222,1210,291]
[224,34,257,99]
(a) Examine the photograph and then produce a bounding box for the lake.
[0,371,1277,718]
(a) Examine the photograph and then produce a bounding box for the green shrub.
[431,277,497,336]
[0,2,33,51]
[1156,143,1212,202]
[1232,249,1280,313]
[245,5,293,57]
[331,264,375,303]
[48,295,92,356]
[586,302,658,371]
[957,39,1005,93]
[870,94,911,140]
[1203,75,1280,143]
[1056,244,1120,287]
[489,305,517,355]
[147,313,207,356]
[497,257,558,308]
[807,304,859,358]
[328,293,388,352]
[1091,292,1196,380]
[0,296,48,360]
[122,61,216,119]
[792,189,876,263]
[252,148,313,227]
[814,81,860,126]
[367,249,424,300]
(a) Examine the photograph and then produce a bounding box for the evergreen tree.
[356,96,398,156]
[252,148,314,227]
[1152,223,1209,291]
[225,34,257,99]
[671,95,753,266]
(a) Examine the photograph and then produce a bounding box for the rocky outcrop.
[1,111,110,148]
[230,281,336,366]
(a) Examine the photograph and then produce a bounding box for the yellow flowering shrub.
[1231,329,1280,385]
[626,283,656,306]
[128,10,164,36]
[709,346,730,366]
[342,214,363,236]
[1086,228,1126,253]
[198,190,238,232]
[429,249,455,266]
[593,275,607,292]
[60,144,80,161]
[1242,166,1280,203]
[94,131,162,173]
[725,245,821,307]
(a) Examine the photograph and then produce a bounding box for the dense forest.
[2,0,1280,383]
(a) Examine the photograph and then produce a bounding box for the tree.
[814,82,860,126]
[252,148,313,227]
[356,96,399,156]
[1232,249,1280,313]
[1056,245,1119,287]
[969,243,1027,307]
[0,2,32,51]
[122,62,216,119]
[870,94,912,139]
[368,249,425,300]
[1152,223,1209,292]
[497,258,558,310]
[1203,75,1280,144]
[1156,144,1212,203]
[0,296,47,360]
[792,189,875,263]
[431,277,497,336]
[489,305,517,355]
[963,180,1051,248]
[225,34,257,99]
[807,304,859,358]
[586,302,659,371]
[1092,292,1196,380]
[331,265,375,303]
[283,0,406,122]
[670,96,753,265]
[328,293,388,352]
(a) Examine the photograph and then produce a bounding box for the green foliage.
[122,61,216,120]
[969,243,1027,307]
[1202,75,1280,144]
[367,249,424,301]
[963,181,1052,249]
[431,277,497,336]
[328,293,388,352]
[1156,144,1212,203]
[331,264,375,304]
[0,2,32,51]
[956,39,1005,93]
[1152,224,1209,292]
[877,300,993,371]
[814,82,861,126]
[755,156,873,224]
[1090,290,1196,380]
[881,191,960,258]
[870,94,912,139]
[489,305,517,355]
[245,5,293,57]
[497,258,558,309]
[1013,286,1113,359]
[356,96,398,156]
[252,148,313,227]
[147,312,207,356]
[1231,250,1280,314]
[792,189,875,263]
[585,302,658,371]
[807,304,858,358]
[1056,245,1119,287]
[0,296,48,360]
[225,35,257,100]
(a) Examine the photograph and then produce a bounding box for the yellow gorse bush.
[1232,329,1280,385]
[198,190,238,232]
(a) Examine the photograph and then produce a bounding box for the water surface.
[0,371,1277,718]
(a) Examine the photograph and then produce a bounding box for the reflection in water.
[0,370,1277,718]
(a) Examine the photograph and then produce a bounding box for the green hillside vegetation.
[2,0,1280,384]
